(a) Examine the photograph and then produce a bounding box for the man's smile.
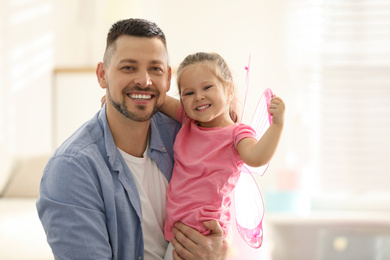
[128,93,154,100]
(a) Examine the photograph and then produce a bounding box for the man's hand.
[171,220,229,260]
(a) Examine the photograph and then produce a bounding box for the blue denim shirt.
[36,105,180,260]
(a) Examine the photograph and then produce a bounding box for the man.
[37,18,228,260]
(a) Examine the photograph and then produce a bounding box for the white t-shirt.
[118,145,168,260]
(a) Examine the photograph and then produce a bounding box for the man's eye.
[122,66,134,70]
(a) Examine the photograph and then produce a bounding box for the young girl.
[161,52,285,259]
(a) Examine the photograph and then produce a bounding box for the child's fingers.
[271,95,283,102]
[269,100,282,110]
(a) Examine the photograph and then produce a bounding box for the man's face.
[98,35,171,122]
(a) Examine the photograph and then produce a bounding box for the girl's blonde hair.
[176,52,240,123]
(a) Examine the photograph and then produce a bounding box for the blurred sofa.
[0,153,53,260]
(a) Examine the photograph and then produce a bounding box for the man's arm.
[171,220,229,260]
[36,156,112,259]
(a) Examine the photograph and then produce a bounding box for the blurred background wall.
[2,0,390,210]
[0,0,293,199]
[1,0,390,259]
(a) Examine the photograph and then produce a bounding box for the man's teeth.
[196,104,210,110]
[129,94,152,100]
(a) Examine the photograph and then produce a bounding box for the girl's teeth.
[197,104,210,110]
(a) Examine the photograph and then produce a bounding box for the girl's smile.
[196,104,211,111]
[179,63,233,128]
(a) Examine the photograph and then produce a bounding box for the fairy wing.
[245,88,273,176]
[234,60,273,248]
[240,57,274,175]
[234,165,264,248]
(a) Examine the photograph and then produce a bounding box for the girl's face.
[179,63,233,128]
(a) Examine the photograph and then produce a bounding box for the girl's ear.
[226,83,235,103]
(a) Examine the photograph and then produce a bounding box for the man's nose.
[133,70,152,87]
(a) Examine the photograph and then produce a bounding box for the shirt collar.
[98,104,119,169]
[98,104,167,170]
[149,116,168,154]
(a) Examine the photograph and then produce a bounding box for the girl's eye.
[183,92,194,96]
[204,85,212,90]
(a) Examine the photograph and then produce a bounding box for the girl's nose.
[195,92,205,102]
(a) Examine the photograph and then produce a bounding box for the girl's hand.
[101,95,106,108]
[269,95,285,126]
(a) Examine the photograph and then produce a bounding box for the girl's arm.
[236,96,285,167]
[161,95,181,121]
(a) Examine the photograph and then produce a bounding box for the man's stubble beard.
[107,85,163,122]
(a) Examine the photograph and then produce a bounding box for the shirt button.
[138,256,142,260]
[161,147,166,152]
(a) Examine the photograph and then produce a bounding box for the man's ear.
[96,62,107,90]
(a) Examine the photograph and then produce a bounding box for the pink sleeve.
[234,124,257,147]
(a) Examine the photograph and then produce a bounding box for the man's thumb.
[203,220,223,236]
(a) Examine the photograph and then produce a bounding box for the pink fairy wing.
[241,55,251,121]
[245,88,273,176]
[234,88,273,248]
[234,165,264,248]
